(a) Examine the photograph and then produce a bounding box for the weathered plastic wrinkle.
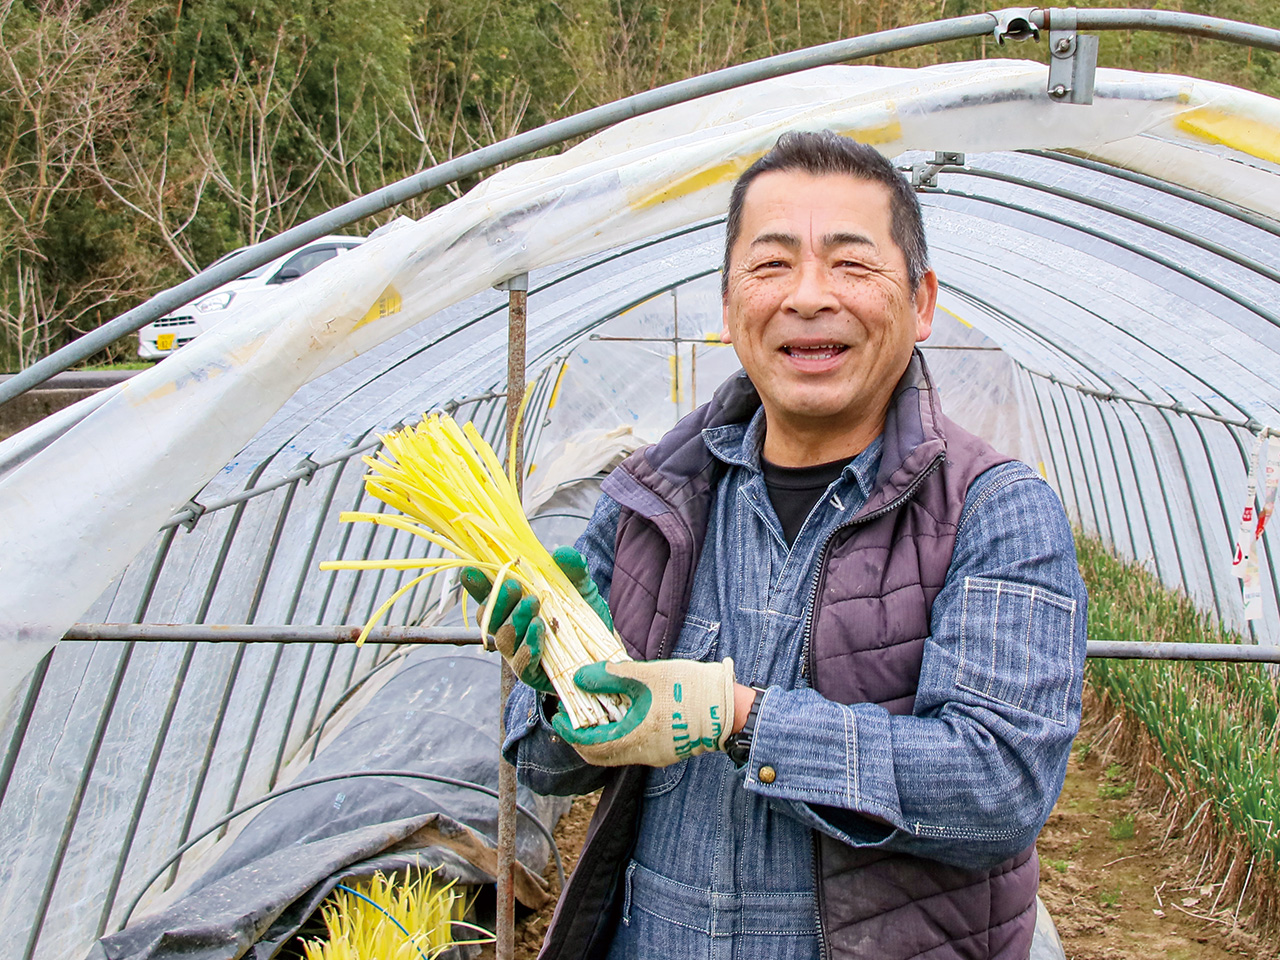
[942,166,1280,288]
[94,641,198,937]
[117,769,565,931]
[0,651,51,808]
[1022,150,1280,238]
[22,642,136,960]
[924,187,1280,330]
[937,281,1192,595]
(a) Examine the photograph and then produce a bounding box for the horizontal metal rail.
[65,623,1280,663]
[1021,366,1277,436]
[5,8,1280,405]
[161,389,505,530]
[64,624,483,644]
[1087,640,1280,663]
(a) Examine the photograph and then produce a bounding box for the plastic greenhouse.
[2,8,1280,960]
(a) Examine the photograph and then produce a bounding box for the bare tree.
[190,26,325,246]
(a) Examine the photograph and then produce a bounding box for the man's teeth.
[785,344,846,360]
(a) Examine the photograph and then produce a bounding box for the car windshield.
[206,239,361,282]
[205,247,275,280]
[272,246,341,280]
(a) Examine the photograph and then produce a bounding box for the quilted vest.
[537,354,1039,960]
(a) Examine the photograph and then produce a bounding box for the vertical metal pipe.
[498,276,528,960]
[672,287,681,419]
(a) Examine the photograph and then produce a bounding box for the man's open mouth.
[782,344,848,361]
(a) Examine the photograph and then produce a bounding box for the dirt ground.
[500,736,1273,960]
[1036,742,1264,960]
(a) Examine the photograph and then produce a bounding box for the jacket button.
[758,765,776,784]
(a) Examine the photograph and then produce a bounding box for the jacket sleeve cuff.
[741,686,905,831]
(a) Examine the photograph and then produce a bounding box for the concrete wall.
[0,371,139,442]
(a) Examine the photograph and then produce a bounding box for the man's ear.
[913,269,939,342]
[720,298,733,344]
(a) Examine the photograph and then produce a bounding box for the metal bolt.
[1055,37,1073,53]
[1050,84,1068,98]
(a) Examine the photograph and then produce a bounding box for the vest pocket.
[956,576,1078,725]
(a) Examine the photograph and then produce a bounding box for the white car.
[137,235,365,359]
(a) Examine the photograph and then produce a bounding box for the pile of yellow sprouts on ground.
[320,412,629,728]
[301,870,491,960]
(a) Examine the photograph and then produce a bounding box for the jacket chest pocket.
[956,576,1078,725]
[671,615,719,662]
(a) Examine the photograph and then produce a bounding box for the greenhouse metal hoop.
[9,9,1280,960]
[117,769,565,932]
[4,7,1280,406]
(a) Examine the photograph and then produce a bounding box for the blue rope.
[334,883,433,960]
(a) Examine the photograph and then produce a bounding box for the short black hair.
[721,130,929,295]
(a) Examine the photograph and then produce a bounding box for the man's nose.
[784,259,838,318]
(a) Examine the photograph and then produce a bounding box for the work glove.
[459,546,611,694]
[551,657,736,768]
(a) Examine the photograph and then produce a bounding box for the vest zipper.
[801,453,945,681]
[811,832,830,960]
[802,451,944,958]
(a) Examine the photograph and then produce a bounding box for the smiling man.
[485,131,1087,960]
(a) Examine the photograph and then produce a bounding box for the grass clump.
[1076,535,1280,932]
[1108,813,1136,841]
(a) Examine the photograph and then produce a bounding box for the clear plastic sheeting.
[88,645,566,960]
[1,57,1279,960]
[4,60,1280,706]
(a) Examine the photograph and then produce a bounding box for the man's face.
[721,170,937,459]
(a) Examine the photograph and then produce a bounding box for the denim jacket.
[503,373,1086,959]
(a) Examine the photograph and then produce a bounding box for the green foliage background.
[1,0,1277,369]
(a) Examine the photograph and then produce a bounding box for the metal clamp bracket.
[910,151,966,189]
[992,8,1040,44]
[294,454,321,485]
[493,273,529,292]
[176,499,206,532]
[1046,8,1099,104]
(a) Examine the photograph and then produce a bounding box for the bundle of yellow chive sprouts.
[301,870,492,960]
[319,411,630,729]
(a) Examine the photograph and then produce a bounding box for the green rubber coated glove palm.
[459,567,553,693]
[459,546,611,694]
[551,657,736,768]
[550,545,613,630]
